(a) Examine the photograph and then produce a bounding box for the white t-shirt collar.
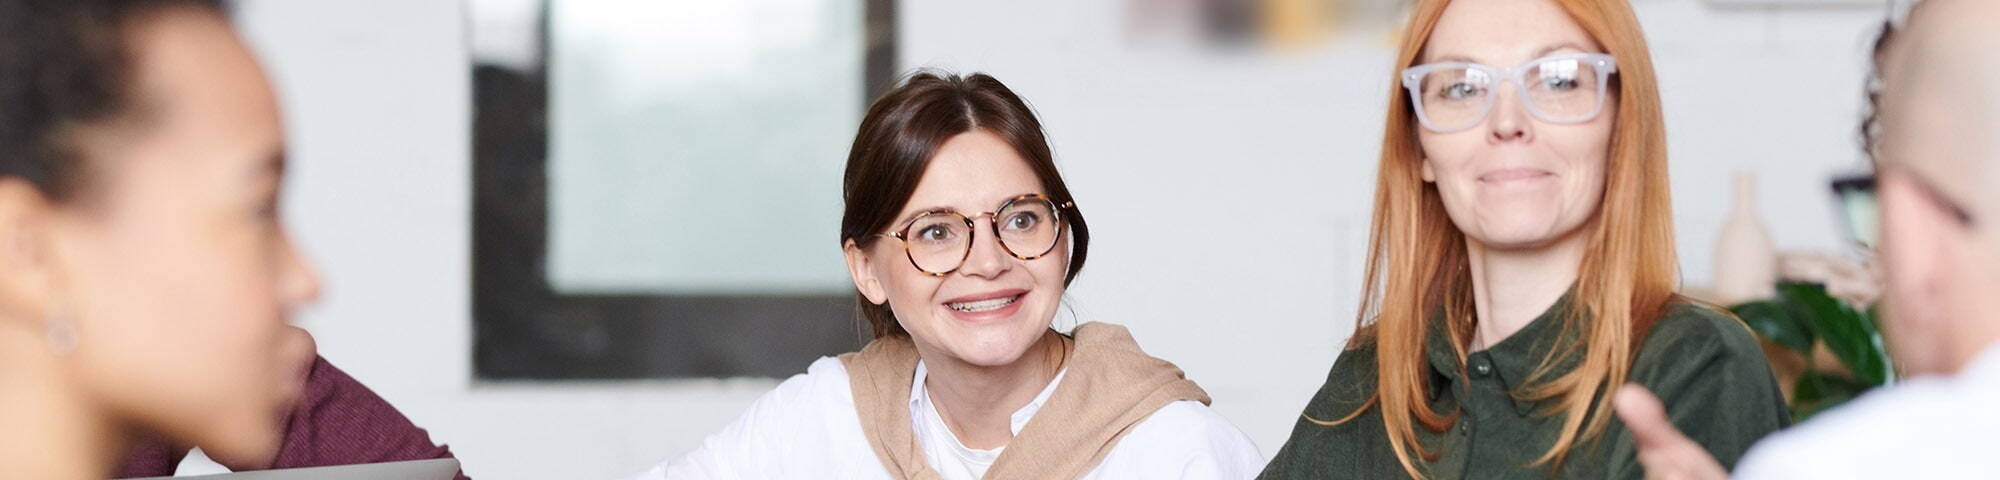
[908,360,1068,460]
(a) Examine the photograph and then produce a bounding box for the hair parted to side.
[1311,0,1680,477]
[838,71,1089,339]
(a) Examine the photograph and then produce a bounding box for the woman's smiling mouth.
[942,289,1029,321]
[1479,168,1554,183]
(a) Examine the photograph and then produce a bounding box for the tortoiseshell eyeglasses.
[875,193,1072,276]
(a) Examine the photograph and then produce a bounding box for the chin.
[932,306,1054,367]
[191,416,283,467]
[1469,205,1592,249]
[949,343,1034,367]
[1470,224,1562,250]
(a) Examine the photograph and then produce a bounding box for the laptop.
[125,458,461,480]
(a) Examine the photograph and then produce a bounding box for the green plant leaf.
[1778,282,1888,386]
[1732,299,1812,353]
[1791,372,1870,421]
[1864,303,1896,383]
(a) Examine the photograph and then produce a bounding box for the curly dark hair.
[0,0,227,201]
[1860,19,1895,161]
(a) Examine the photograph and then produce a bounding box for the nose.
[954,215,1013,280]
[1487,81,1534,143]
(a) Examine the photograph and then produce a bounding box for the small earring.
[45,306,76,355]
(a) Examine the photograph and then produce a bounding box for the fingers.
[1614,384,1685,450]
[1614,384,1730,480]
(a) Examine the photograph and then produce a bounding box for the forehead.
[107,7,283,189]
[126,7,281,146]
[1875,2,2000,214]
[1878,7,2000,167]
[902,130,1046,215]
[1423,0,1602,64]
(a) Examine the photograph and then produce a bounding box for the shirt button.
[1458,421,1470,435]
[1472,361,1493,377]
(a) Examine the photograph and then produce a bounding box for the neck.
[1466,232,1586,352]
[0,324,122,480]
[918,329,1067,450]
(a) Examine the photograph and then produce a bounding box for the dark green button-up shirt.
[1260,298,1790,479]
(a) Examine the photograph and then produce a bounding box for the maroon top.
[115,356,469,479]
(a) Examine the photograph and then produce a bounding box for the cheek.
[1873,188,1949,369]
[1416,131,1480,180]
[1018,244,1071,331]
[1878,294,1938,373]
[1550,121,1613,216]
[873,258,941,327]
[1569,153,1608,210]
[1414,132,1483,210]
[65,216,290,450]
[1034,245,1071,292]
[1877,190,1933,305]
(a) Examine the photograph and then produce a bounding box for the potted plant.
[1731,281,1893,420]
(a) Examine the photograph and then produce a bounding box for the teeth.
[950,295,1018,313]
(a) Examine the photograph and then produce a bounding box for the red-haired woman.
[1261,0,1789,478]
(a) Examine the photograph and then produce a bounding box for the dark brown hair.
[1861,18,1895,161]
[839,71,1089,338]
[0,0,228,202]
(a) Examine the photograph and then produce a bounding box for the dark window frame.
[471,0,897,379]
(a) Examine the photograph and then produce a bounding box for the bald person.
[1612,0,2000,478]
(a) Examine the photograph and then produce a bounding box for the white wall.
[230,1,1886,478]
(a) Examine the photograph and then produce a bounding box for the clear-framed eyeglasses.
[1401,53,1619,133]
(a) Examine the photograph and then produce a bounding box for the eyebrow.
[896,205,955,227]
[1533,42,1591,58]
[1426,42,1593,65]
[891,194,1044,227]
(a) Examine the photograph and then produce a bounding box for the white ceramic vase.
[1714,171,1778,304]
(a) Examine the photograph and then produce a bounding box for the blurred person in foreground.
[0,1,464,478]
[1613,0,2000,478]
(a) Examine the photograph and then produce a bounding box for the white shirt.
[910,361,1065,480]
[1733,343,2000,478]
[631,357,1264,479]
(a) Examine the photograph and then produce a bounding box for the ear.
[843,239,888,305]
[0,179,60,325]
[1420,158,1437,183]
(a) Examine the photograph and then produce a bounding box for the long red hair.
[1313,0,1678,477]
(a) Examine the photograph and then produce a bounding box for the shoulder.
[1124,401,1263,458]
[1735,377,1997,478]
[1330,340,1380,374]
[1260,341,1409,479]
[637,357,874,479]
[752,356,858,415]
[1632,300,1767,377]
[1101,401,1264,479]
[1281,342,1384,446]
[1642,300,1761,353]
[701,356,866,447]
[1303,341,1379,420]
